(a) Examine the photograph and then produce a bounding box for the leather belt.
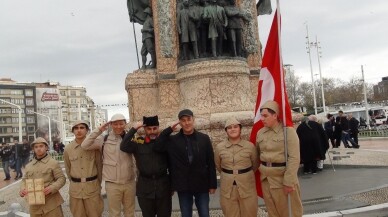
[261,162,286,167]
[140,173,168,179]
[71,175,98,183]
[221,167,252,175]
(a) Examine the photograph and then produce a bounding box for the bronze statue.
[141,7,156,68]
[224,0,248,57]
[177,0,200,60]
[203,0,228,57]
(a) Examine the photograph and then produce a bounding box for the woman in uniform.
[214,117,259,217]
[19,137,66,217]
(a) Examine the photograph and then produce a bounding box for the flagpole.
[276,0,292,217]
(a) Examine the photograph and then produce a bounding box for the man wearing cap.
[64,120,104,217]
[120,115,171,217]
[256,100,303,217]
[215,117,259,217]
[19,137,66,217]
[155,109,217,217]
[82,114,136,217]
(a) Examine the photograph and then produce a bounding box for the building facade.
[374,76,388,100]
[0,78,37,143]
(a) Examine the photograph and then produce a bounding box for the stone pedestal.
[125,59,259,145]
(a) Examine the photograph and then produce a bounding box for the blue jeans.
[15,158,23,178]
[341,131,356,147]
[2,160,10,179]
[177,191,209,217]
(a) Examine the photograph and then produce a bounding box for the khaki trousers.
[261,179,303,217]
[220,185,258,217]
[69,194,104,217]
[30,206,63,217]
[105,181,136,217]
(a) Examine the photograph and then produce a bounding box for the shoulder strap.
[101,134,109,159]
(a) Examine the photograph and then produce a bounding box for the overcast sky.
[1,0,387,117]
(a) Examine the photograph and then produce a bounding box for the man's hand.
[209,188,216,194]
[133,121,144,130]
[283,185,295,195]
[43,186,52,196]
[171,121,180,131]
[19,189,28,197]
[99,122,110,132]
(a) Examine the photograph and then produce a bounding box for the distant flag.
[249,9,293,198]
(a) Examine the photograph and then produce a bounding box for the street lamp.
[311,36,326,115]
[361,65,370,129]
[32,111,52,148]
[0,99,22,142]
[305,23,318,115]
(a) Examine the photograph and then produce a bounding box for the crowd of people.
[0,138,31,180]
[0,102,365,217]
[11,100,303,217]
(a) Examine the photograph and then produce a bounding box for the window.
[27,116,35,123]
[0,127,7,133]
[0,108,11,114]
[26,108,34,114]
[10,98,24,104]
[70,91,76,96]
[25,89,33,96]
[0,117,7,124]
[26,98,34,106]
[71,99,77,104]
[60,91,66,96]
[27,126,35,132]
[11,108,24,114]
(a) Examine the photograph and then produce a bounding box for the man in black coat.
[120,115,172,217]
[348,114,360,148]
[155,109,217,217]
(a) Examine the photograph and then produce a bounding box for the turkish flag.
[250,10,293,198]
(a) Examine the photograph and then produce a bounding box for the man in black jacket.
[0,143,12,180]
[120,115,171,217]
[155,109,217,217]
[348,113,360,148]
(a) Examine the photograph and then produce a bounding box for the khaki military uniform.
[21,154,66,217]
[215,139,259,217]
[64,140,104,217]
[256,124,303,217]
[82,128,136,217]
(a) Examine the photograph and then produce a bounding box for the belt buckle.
[267,162,272,167]
[81,178,86,183]
[233,170,238,175]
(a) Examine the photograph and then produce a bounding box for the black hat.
[143,115,159,126]
[178,109,194,119]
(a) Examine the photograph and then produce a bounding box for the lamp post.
[361,65,370,129]
[32,111,52,148]
[305,23,318,115]
[0,99,22,142]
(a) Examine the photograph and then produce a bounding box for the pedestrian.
[324,114,335,148]
[19,137,66,217]
[81,113,136,217]
[13,140,23,180]
[120,115,172,217]
[0,142,12,181]
[155,109,217,217]
[333,116,342,148]
[348,114,360,148]
[21,139,31,167]
[214,117,259,217]
[338,111,357,148]
[256,100,303,217]
[64,120,104,217]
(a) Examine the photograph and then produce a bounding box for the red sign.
[41,92,59,102]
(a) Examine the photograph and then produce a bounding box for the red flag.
[249,10,293,198]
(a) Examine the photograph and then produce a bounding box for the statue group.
[177,0,249,60]
[127,0,272,68]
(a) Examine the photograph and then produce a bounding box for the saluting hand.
[133,121,144,130]
[171,121,180,131]
[99,122,110,132]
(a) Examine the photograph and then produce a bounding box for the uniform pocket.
[102,160,117,180]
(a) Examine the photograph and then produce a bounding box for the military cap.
[143,115,159,126]
[178,109,194,119]
[31,137,49,148]
[110,113,126,122]
[224,117,241,128]
[72,120,90,131]
[260,100,279,114]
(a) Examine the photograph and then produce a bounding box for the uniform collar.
[32,154,50,165]
[225,139,243,148]
[263,122,283,134]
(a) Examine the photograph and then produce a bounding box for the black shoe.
[4,177,11,181]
